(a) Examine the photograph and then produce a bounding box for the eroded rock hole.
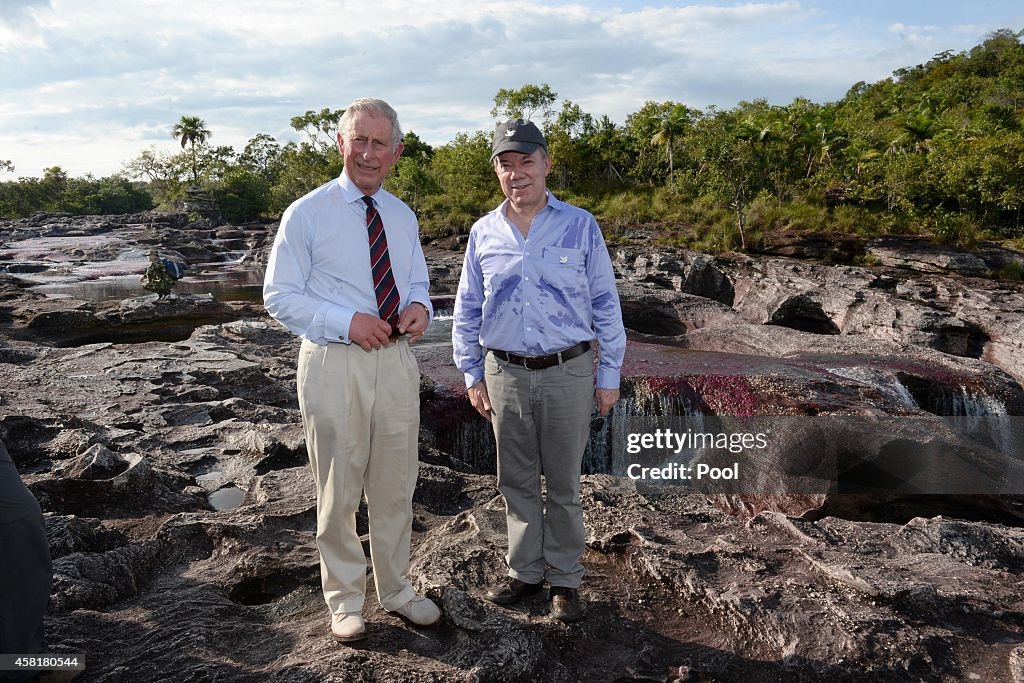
[768,296,840,335]
[930,323,989,359]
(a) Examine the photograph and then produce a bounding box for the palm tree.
[651,104,690,184]
[172,116,211,183]
[895,110,944,155]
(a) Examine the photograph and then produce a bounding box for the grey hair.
[339,98,403,151]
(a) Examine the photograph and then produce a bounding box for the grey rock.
[3,214,1024,681]
[868,237,990,276]
[44,515,128,559]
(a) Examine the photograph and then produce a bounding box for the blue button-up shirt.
[452,193,625,389]
[263,171,432,344]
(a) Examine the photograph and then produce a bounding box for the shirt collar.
[337,170,383,205]
[544,191,567,212]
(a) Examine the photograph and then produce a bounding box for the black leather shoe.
[484,577,544,605]
[549,586,583,622]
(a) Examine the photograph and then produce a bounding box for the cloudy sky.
[2,0,1022,179]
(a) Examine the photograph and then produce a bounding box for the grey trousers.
[484,348,594,588]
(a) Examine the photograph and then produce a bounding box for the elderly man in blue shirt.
[452,119,626,622]
[264,97,440,643]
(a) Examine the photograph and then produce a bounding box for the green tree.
[491,83,557,125]
[547,99,596,189]
[269,141,343,215]
[690,109,782,249]
[267,109,347,212]
[0,171,151,218]
[421,131,497,235]
[0,177,44,217]
[388,156,440,215]
[290,108,344,158]
[239,133,284,181]
[892,109,947,155]
[589,115,630,185]
[40,166,69,205]
[214,167,271,222]
[193,144,237,183]
[389,132,437,214]
[400,131,434,162]
[171,115,211,184]
[123,147,186,208]
[650,103,693,184]
[624,101,682,184]
[430,131,494,196]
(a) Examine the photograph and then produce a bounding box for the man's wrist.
[411,301,429,314]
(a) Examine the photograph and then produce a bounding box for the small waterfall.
[222,250,250,265]
[898,374,1017,452]
[891,381,920,410]
[828,366,922,411]
[589,387,706,476]
[617,391,706,418]
[938,386,1018,457]
[937,386,1009,418]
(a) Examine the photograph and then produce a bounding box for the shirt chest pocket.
[540,246,586,289]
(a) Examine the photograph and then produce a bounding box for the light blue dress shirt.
[452,193,626,390]
[263,171,432,344]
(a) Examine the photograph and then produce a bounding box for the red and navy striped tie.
[362,196,400,329]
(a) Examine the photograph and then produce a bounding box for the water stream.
[29,265,266,303]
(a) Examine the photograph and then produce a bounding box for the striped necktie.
[362,195,400,328]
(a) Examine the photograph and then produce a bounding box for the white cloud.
[0,0,1020,177]
[604,0,803,50]
[888,21,941,47]
[0,0,50,50]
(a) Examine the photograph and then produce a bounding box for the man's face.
[494,148,551,212]
[337,111,404,195]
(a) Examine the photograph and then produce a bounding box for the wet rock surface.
[2,214,1024,681]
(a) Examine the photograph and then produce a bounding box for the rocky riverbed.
[2,211,1024,682]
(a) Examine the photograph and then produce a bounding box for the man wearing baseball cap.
[452,118,625,622]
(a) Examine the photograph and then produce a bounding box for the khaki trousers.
[485,348,594,588]
[297,338,419,614]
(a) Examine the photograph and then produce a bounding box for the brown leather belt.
[489,341,590,370]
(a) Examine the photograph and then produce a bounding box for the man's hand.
[467,381,492,421]
[348,312,392,351]
[396,302,429,343]
[596,388,619,417]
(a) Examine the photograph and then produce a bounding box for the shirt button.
[526,327,532,331]
[525,302,530,306]
[524,277,529,281]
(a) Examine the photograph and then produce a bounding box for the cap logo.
[505,127,516,137]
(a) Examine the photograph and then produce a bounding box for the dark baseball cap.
[491,119,547,161]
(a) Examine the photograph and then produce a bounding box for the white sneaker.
[331,611,366,642]
[390,595,442,627]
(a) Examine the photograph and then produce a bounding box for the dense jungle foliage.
[2,29,1022,253]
